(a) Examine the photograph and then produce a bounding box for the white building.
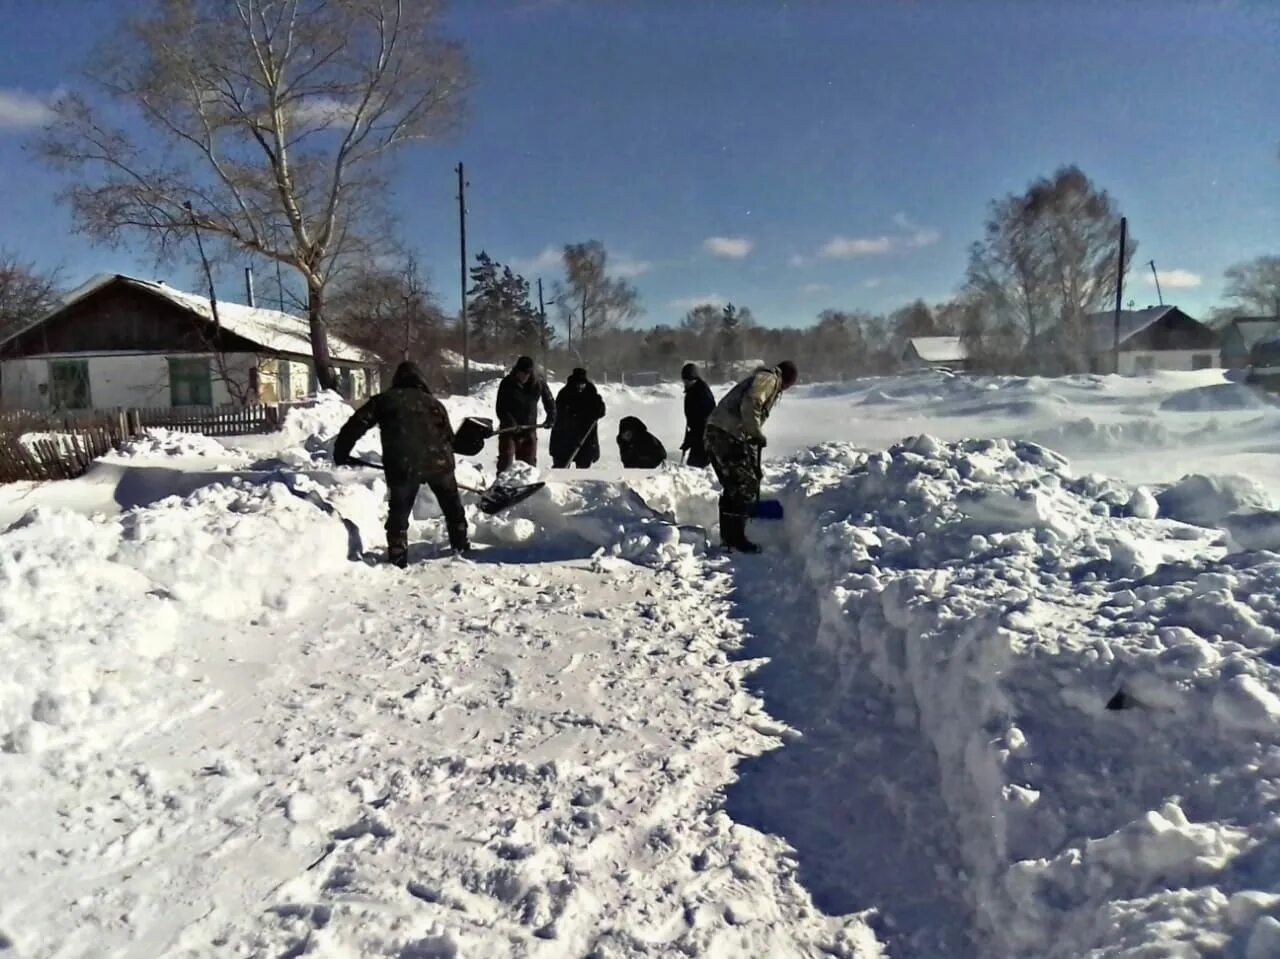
[1084,306,1220,375]
[0,273,381,411]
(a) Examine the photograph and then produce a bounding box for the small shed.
[0,273,381,412]
[1220,317,1280,370]
[1084,306,1220,375]
[901,336,969,371]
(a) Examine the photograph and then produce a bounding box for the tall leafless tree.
[1222,255,1280,317]
[965,165,1134,373]
[0,253,62,337]
[551,241,641,361]
[39,0,468,390]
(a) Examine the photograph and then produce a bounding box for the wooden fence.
[0,403,284,484]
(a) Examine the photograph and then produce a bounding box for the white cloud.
[703,236,754,259]
[800,282,830,296]
[290,96,361,128]
[1143,268,1202,290]
[863,278,884,289]
[820,235,894,259]
[0,88,54,129]
[788,254,808,268]
[817,214,940,259]
[670,293,726,311]
[611,254,652,279]
[511,246,564,276]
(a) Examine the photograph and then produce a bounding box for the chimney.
[245,266,256,307]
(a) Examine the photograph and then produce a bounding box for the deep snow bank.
[0,479,351,759]
[769,436,1280,957]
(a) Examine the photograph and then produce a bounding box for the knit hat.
[777,360,798,386]
[681,362,698,381]
[571,367,587,380]
[514,355,534,373]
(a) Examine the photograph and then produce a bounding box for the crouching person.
[617,415,667,468]
[334,361,470,567]
[704,360,797,553]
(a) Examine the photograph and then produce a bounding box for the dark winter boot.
[387,530,409,569]
[720,510,761,554]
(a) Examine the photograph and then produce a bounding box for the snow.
[7,367,1280,956]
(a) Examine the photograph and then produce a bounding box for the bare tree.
[0,253,62,337]
[551,241,641,360]
[330,254,447,383]
[965,165,1134,373]
[40,0,468,390]
[1223,255,1280,317]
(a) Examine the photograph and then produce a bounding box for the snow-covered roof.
[906,336,967,363]
[1084,306,1179,353]
[440,349,507,373]
[1228,317,1280,350]
[4,272,379,364]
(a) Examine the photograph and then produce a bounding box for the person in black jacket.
[617,415,667,469]
[333,361,469,567]
[550,367,606,469]
[495,355,555,472]
[679,362,715,467]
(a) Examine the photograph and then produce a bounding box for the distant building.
[901,336,969,372]
[0,273,381,411]
[1083,306,1220,375]
[1220,317,1280,370]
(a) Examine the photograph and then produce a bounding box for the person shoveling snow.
[705,360,797,552]
[333,361,471,566]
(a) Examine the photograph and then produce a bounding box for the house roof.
[3,272,379,364]
[1084,306,1179,353]
[1228,317,1280,350]
[906,336,967,363]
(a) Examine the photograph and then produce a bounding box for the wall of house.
[0,352,265,411]
[1117,349,1220,376]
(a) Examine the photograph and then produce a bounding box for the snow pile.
[116,427,230,459]
[1157,473,1275,527]
[0,479,350,758]
[278,390,357,446]
[1027,415,1173,451]
[1160,383,1275,413]
[770,435,1280,956]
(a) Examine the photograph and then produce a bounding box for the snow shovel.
[751,444,785,520]
[566,418,601,466]
[340,456,545,516]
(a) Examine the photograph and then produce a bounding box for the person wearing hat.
[495,355,555,472]
[617,415,667,469]
[333,360,470,566]
[704,360,798,552]
[550,367,607,469]
[679,362,715,468]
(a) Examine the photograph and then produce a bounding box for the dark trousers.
[552,450,595,469]
[387,474,469,552]
[683,424,710,468]
[497,429,538,472]
[705,426,760,515]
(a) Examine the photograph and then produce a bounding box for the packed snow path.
[0,526,876,958]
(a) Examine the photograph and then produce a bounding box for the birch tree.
[39,0,468,390]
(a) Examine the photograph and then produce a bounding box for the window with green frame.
[169,357,213,407]
[49,359,91,410]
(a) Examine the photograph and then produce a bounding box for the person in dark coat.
[550,367,606,469]
[495,355,555,472]
[679,362,715,468]
[617,415,667,469]
[333,361,469,567]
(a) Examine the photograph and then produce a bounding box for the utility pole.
[1113,216,1127,375]
[456,162,470,395]
[244,267,255,308]
[537,277,548,357]
[1149,259,1163,306]
[184,200,221,334]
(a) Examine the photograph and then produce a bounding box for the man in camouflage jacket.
[704,360,798,552]
[334,361,469,566]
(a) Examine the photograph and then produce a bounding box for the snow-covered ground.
[5,369,1280,957]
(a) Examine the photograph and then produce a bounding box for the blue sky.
[0,0,1277,328]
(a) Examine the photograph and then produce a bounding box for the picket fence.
[0,404,285,484]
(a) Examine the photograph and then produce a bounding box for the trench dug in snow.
[721,521,982,958]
